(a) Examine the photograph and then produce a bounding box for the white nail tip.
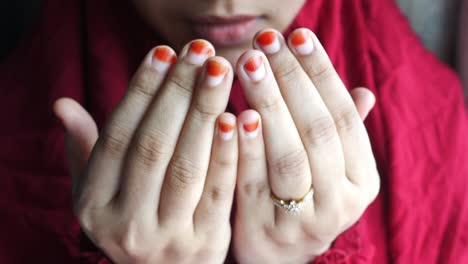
[219,131,234,141]
[152,61,171,74]
[243,129,258,139]
[207,75,225,87]
[187,53,209,65]
[294,39,314,55]
[245,64,266,82]
[261,39,281,54]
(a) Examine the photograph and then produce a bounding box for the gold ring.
[270,185,314,214]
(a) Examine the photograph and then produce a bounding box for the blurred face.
[132,0,306,66]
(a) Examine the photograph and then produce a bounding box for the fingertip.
[287,28,315,56]
[352,87,376,107]
[149,45,178,74]
[216,112,237,142]
[237,110,261,139]
[53,97,77,128]
[203,56,234,88]
[235,50,268,82]
[53,98,98,142]
[351,87,376,120]
[179,39,216,65]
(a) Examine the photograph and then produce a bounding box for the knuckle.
[163,242,195,261]
[166,73,195,98]
[303,115,338,148]
[117,223,151,262]
[240,180,270,199]
[191,101,221,123]
[203,184,233,204]
[270,148,309,182]
[99,125,132,158]
[254,94,284,113]
[167,156,204,190]
[74,206,95,233]
[130,67,159,99]
[239,148,264,164]
[133,129,173,167]
[273,60,302,85]
[264,225,298,247]
[324,205,350,232]
[330,104,360,135]
[306,61,335,83]
[212,153,236,170]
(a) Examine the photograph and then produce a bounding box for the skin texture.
[54,1,379,263]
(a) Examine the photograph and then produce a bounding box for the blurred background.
[0,0,467,104]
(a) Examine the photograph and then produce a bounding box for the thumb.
[53,98,98,196]
[350,87,376,121]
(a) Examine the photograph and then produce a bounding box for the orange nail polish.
[242,119,259,139]
[218,119,235,141]
[219,122,235,133]
[243,120,259,132]
[256,31,280,54]
[244,56,262,72]
[186,40,214,65]
[289,29,314,55]
[152,46,177,73]
[207,60,227,76]
[291,31,307,46]
[243,55,266,82]
[206,60,228,87]
[190,40,213,54]
[153,46,177,63]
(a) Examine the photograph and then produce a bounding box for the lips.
[190,15,261,46]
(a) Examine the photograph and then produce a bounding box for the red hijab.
[1,0,467,263]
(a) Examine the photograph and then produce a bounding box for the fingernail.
[218,116,236,141]
[152,46,177,73]
[185,40,214,65]
[241,117,260,139]
[256,30,280,54]
[289,29,314,56]
[206,60,228,87]
[243,55,266,82]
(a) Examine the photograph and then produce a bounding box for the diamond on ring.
[270,186,314,214]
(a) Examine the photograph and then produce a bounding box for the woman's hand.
[54,41,238,263]
[232,28,380,263]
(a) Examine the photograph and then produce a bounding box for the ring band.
[270,185,314,214]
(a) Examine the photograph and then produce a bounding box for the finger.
[235,110,273,225]
[236,50,311,201]
[254,29,344,206]
[156,56,233,225]
[287,28,376,186]
[194,113,238,232]
[54,98,98,197]
[350,87,376,120]
[118,40,215,217]
[83,46,177,207]
[158,56,232,225]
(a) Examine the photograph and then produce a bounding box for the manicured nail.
[289,29,314,55]
[242,118,260,139]
[218,116,236,141]
[185,40,214,65]
[256,31,280,54]
[152,46,177,73]
[243,55,266,82]
[206,60,228,87]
